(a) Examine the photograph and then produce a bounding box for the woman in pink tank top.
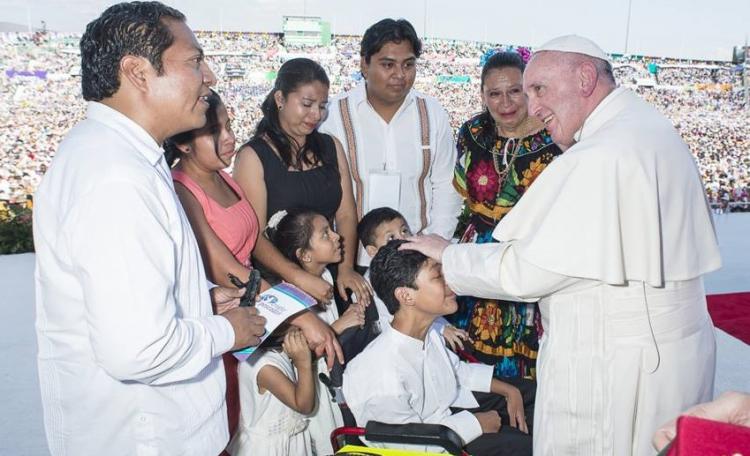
[166,91,258,286]
[164,90,259,449]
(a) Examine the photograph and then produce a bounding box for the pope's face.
[523,52,586,148]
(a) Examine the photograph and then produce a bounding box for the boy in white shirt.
[357,207,467,349]
[343,240,534,455]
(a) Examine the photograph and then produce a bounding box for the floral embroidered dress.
[451,113,563,379]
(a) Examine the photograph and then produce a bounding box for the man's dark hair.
[357,207,406,248]
[80,1,185,101]
[360,18,422,64]
[369,239,429,315]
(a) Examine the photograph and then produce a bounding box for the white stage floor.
[1,214,748,455]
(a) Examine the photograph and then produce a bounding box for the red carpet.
[707,292,750,345]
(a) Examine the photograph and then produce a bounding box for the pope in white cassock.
[403,35,721,455]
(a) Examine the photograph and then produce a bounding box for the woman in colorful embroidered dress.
[450,51,563,379]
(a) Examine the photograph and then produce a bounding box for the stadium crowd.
[1,30,748,211]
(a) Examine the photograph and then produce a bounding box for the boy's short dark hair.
[360,18,422,64]
[357,207,405,248]
[369,240,429,315]
[80,1,185,101]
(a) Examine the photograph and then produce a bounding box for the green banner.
[436,75,470,84]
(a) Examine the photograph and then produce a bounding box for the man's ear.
[120,55,152,94]
[394,286,415,307]
[365,244,378,258]
[360,58,368,80]
[578,60,598,97]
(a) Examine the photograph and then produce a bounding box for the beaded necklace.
[489,136,523,186]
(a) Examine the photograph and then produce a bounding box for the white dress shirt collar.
[352,80,417,121]
[87,101,164,166]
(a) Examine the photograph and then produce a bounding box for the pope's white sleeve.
[68,179,234,385]
[442,242,581,301]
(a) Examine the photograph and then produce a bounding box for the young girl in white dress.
[227,328,315,456]
[265,208,366,455]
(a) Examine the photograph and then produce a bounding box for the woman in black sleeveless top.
[234,58,373,316]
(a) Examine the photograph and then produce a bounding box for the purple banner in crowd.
[5,69,48,79]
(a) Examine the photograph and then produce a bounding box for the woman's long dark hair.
[254,58,330,170]
[475,51,526,148]
[163,89,223,167]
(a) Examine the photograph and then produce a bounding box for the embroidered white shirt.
[320,82,462,265]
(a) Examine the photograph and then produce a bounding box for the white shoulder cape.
[492,88,721,287]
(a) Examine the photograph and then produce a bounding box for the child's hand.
[504,384,528,434]
[283,328,312,367]
[474,410,502,433]
[443,324,469,352]
[331,302,365,334]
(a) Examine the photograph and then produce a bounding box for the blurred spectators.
[1,30,748,211]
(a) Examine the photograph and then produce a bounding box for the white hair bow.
[266,210,288,230]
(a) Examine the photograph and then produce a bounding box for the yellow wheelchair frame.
[331,421,469,456]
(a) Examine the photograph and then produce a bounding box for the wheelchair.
[323,293,481,456]
[331,420,469,456]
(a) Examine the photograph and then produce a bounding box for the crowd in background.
[1,30,748,212]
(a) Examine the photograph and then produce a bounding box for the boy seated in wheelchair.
[357,207,468,350]
[342,240,534,456]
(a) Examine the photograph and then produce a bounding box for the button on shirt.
[320,82,462,264]
[343,324,493,453]
[33,102,236,455]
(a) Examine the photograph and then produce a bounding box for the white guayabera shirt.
[320,82,462,265]
[34,102,236,456]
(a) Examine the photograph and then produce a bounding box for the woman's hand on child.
[442,325,469,352]
[293,270,334,304]
[290,311,345,369]
[283,328,312,366]
[336,266,373,306]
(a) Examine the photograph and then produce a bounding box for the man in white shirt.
[403,36,722,456]
[32,3,268,455]
[319,19,462,265]
[343,240,534,455]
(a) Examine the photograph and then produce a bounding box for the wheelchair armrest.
[364,421,464,456]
